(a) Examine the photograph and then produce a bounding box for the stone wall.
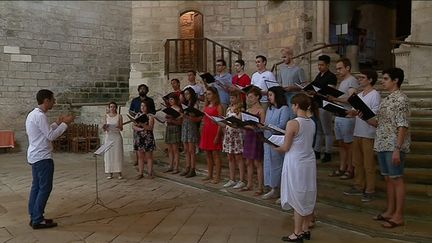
[0,1,132,149]
[128,1,314,148]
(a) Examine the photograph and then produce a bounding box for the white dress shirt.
[26,108,68,164]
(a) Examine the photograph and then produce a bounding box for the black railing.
[164,38,242,78]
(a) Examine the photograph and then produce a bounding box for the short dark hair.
[318,55,331,64]
[187,70,196,76]
[235,59,245,67]
[171,78,180,84]
[216,59,226,66]
[268,86,287,109]
[336,57,352,70]
[138,84,148,92]
[291,93,311,111]
[360,69,378,86]
[383,67,404,87]
[36,89,54,105]
[256,55,267,64]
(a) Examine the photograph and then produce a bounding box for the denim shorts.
[377,151,405,178]
[334,117,355,143]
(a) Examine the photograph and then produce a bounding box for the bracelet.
[395,145,402,150]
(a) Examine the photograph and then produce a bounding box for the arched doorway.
[179,11,204,71]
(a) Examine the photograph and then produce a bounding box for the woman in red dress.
[200,87,224,184]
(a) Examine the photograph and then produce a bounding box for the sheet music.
[266,124,286,135]
[323,100,344,109]
[94,141,114,155]
[241,112,259,123]
[268,135,285,147]
[149,111,167,124]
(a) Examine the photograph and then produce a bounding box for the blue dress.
[263,105,290,188]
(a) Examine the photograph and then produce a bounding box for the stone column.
[313,0,340,76]
[315,0,330,45]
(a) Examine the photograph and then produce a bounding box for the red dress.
[199,105,222,151]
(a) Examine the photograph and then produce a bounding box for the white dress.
[104,114,123,173]
[280,117,316,216]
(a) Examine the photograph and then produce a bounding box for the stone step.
[404,154,432,168]
[411,109,432,117]
[317,180,432,218]
[411,129,432,142]
[410,118,432,129]
[409,141,432,154]
[317,168,432,199]
[318,164,432,189]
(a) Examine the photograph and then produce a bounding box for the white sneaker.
[223,180,237,188]
[233,181,246,189]
[275,198,281,204]
[261,189,278,200]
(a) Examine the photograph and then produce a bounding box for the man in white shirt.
[26,89,74,229]
[251,55,277,110]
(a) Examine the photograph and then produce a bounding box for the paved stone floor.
[0,151,414,243]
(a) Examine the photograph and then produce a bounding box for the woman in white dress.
[103,102,124,179]
[275,93,316,242]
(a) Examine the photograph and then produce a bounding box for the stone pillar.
[346,45,359,73]
[313,0,340,77]
[315,0,330,45]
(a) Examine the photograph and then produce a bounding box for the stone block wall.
[0,1,132,149]
[127,1,315,149]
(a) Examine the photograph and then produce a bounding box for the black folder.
[127,113,149,124]
[237,84,261,94]
[163,92,177,101]
[297,81,344,97]
[200,72,215,84]
[322,101,347,117]
[162,107,181,119]
[348,93,376,120]
[184,106,204,117]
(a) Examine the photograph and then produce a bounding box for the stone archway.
[179,10,204,71]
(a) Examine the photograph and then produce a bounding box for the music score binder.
[348,93,376,120]
[322,100,348,117]
[199,72,215,84]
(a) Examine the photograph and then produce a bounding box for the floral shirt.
[374,90,411,152]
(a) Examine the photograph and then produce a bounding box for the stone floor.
[0,150,424,243]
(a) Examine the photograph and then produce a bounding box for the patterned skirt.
[135,130,156,152]
[165,124,181,144]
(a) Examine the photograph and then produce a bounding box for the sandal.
[382,219,404,228]
[201,176,212,181]
[254,190,264,196]
[340,171,354,180]
[373,213,390,221]
[328,169,345,177]
[171,170,180,174]
[281,233,304,242]
[240,186,252,192]
[164,167,173,173]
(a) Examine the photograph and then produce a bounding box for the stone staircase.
[317,85,432,220]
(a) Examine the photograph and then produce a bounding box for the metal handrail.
[164,38,242,78]
[390,40,432,47]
